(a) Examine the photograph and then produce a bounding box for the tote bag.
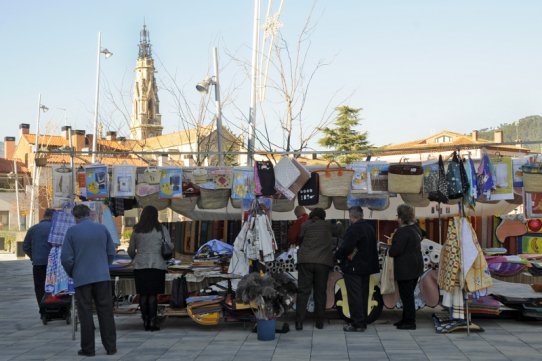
[380,254,395,295]
[298,172,320,206]
[314,161,354,197]
[387,162,423,194]
[428,155,448,203]
[446,151,467,199]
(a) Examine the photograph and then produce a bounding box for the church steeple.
[130,24,163,140]
[138,24,152,59]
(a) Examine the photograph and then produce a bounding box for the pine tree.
[318,106,371,164]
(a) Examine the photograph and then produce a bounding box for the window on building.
[435,135,452,143]
[0,211,9,230]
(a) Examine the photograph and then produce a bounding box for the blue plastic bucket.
[257,319,276,341]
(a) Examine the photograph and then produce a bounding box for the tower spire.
[138,24,152,59]
[131,24,162,140]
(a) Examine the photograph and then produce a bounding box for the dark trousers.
[32,265,47,315]
[397,278,418,325]
[343,273,370,328]
[75,281,116,353]
[296,263,330,323]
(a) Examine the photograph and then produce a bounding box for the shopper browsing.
[61,204,117,357]
[335,206,379,332]
[388,203,424,330]
[23,208,55,321]
[128,205,173,331]
[295,207,334,330]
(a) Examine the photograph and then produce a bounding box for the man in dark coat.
[23,208,55,320]
[335,206,379,332]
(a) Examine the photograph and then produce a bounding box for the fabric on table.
[467,296,501,315]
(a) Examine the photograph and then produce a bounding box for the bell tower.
[130,24,163,140]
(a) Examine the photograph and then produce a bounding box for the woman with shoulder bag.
[128,206,173,331]
[388,203,424,330]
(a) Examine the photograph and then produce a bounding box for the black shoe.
[396,323,416,330]
[315,320,324,329]
[295,321,303,331]
[106,349,117,355]
[143,317,150,331]
[393,320,403,327]
[149,318,160,332]
[77,349,95,357]
[343,324,365,332]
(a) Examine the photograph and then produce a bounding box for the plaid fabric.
[48,211,76,246]
[45,246,74,295]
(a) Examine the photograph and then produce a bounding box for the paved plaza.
[1,253,541,361]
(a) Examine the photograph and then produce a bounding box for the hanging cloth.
[45,210,76,295]
[438,217,463,292]
[463,157,477,208]
[101,206,120,245]
[477,149,495,200]
[461,218,493,292]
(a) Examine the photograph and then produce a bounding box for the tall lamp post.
[247,0,261,166]
[196,47,224,166]
[92,32,113,164]
[29,94,48,227]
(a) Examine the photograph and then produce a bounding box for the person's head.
[294,205,306,218]
[348,206,364,223]
[134,206,161,233]
[43,208,55,220]
[397,203,415,225]
[72,204,90,222]
[309,208,326,221]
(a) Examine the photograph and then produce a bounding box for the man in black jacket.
[335,206,379,332]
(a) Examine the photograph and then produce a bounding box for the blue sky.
[1,0,541,149]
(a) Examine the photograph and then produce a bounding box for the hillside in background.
[476,115,542,152]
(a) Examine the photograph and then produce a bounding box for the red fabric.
[287,213,308,245]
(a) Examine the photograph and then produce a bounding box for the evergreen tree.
[318,106,371,163]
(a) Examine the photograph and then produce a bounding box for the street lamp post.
[247,0,261,166]
[92,32,113,164]
[29,94,48,227]
[196,47,224,166]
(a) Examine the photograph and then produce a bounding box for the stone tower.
[130,25,163,139]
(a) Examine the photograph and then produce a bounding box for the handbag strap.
[325,160,345,177]
[159,226,166,244]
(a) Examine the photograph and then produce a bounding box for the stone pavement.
[1,253,541,361]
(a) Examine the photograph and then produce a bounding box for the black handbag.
[446,151,466,200]
[160,227,173,260]
[298,172,320,206]
[428,155,448,203]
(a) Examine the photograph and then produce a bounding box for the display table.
[112,271,238,296]
[492,272,542,285]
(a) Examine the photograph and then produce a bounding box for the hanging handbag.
[255,160,276,196]
[298,172,320,206]
[387,161,423,194]
[160,227,173,260]
[446,151,465,199]
[428,155,448,203]
[314,160,354,197]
